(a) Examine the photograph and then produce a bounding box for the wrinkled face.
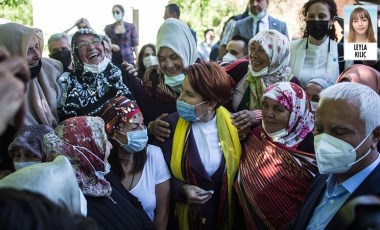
[114,112,145,146]
[314,99,373,174]
[27,36,42,66]
[249,0,268,15]
[143,47,155,58]
[262,97,290,134]
[10,148,40,162]
[49,38,71,55]
[76,34,105,65]
[226,40,246,59]
[305,82,323,102]
[249,42,270,71]
[352,16,369,36]
[306,2,332,21]
[157,47,184,77]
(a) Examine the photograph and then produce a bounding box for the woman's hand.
[121,62,138,77]
[148,114,171,142]
[181,184,212,205]
[111,44,120,52]
[231,110,260,140]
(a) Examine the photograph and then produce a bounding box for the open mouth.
[88,53,100,60]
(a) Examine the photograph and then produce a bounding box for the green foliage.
[174,0,247,42]
[0,0,33,25]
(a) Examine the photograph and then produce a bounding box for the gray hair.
[319,82,380,135]
[47,33,71,52]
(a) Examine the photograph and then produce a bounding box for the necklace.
[129,172,135,191]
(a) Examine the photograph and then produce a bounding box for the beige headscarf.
[0,23,62,127]
[0,156,86,215]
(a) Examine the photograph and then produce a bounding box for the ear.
[208,101,218,111]
[370,126,380,150]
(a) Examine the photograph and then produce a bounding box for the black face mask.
[50,50,72,72]
[306,20,330,40]
[29,60,42,79]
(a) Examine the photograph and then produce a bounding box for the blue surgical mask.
[164,73,185,93]
[176,99,209,122]
[13,161,40,171]
[116,129,148,154]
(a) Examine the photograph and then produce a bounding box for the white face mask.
[315,132,372,174]
[222,53,238,63]
[13,161,40,171]
[164,73,185,93]
[249,64,269,77]
[83,57,110,74]
[114,13,123,21]
[262,121,288,142]
[143,55,158,68]
[310,101,318,113]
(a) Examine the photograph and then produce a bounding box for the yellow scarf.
[171,106,241,230]
[246,74,266,110]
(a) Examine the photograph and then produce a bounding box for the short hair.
[166,3,180,18]
[185,62,233,109]
[300,0,338,41]
[113,4,125,16]
[319,82,380,135]
[47,33,70,53]
[203,29,214,37]
[230,34,249,55]
[348,7,376,43]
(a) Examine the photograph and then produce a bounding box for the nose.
[166,59,174,68]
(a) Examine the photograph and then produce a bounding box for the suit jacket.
[289,162,380,230]
[233,15,288,41]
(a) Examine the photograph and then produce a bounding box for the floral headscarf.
[262,82,314,148]
[337,64,380,95]
[43,116,112,197]
[246,30,294,110]
[100,96,141,135]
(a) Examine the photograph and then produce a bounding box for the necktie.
[255,20,261,35]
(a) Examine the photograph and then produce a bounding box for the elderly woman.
[0,22,62,127]
[101,96,170,230]
[58,29,134,121]
[43,116,154,229]
[230,29,298,139]
[235,82,316,229]
[154,62,241,229]
[129,18,198,142]
[8,124,53,171]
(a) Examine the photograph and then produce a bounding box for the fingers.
[151,114,170,142]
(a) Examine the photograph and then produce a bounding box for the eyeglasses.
[76,38,102,50]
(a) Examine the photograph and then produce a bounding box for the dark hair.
[166,3,180,18]
[185,62,233,109]
[113,4,125,16]
[0,188,99,230]
[348,7,376,43]
[300,0,338,41]
[137,43,156,77]
[230,34,249,55]
[108,140,147,180]
[203,29,214,37]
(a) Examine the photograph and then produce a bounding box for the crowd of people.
[0,0,380,229]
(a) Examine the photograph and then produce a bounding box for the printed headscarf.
[246,30,294,110]
[8,125,54,161]
[43,116,112,197]
[262,82,314,148]
[156,18,198,70]
[101,96,141,135]
[337,64,380,94]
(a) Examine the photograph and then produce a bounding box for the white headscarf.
[0,156,86,216]
[156,18,198,68]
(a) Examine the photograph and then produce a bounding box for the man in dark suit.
[233,0,288,41]
[289,82,380,230]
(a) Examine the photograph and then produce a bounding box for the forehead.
[158,47,176,57]
[121,112,144,127]
[315,99,363,128]
[227,40,245,50]
[307,2,331,16]
[113,6,122,12]
[144,47,154,54]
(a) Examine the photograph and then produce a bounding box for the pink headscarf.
[43,116,111,197]
[262,82,314,148]
[337,64,380,94]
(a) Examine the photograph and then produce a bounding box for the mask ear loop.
[347,132,374,167]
